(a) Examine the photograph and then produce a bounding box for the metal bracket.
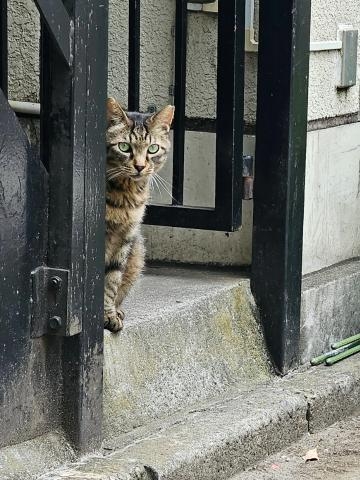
[30,266,80,338]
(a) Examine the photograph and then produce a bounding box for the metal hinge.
[30,266,81,338]
[242,155,254,200]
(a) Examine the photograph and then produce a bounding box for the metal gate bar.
[128,0,140,111]
[251,0,311,373]
[34,0,72,65]
[172,0,187,205]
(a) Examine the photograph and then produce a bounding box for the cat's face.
[106,98,174,182]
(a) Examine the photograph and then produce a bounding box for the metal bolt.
[49,316,62,330]
[147,104,157,114]
[50,276,62,289]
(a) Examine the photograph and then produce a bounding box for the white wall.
[302,123,360,274]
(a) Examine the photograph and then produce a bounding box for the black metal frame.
[40,0,108,450]
[128,0,140,111]
[127,0,245,232]
[1,0,311,453]
[1,0,107,452]
[34,0,72,65]
[251,0,311,373]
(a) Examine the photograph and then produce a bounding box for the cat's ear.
[107,97,132,127]
[147,105,175,133]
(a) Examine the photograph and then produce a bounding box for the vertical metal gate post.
[128,0,140,111]
[40,0,108,450]
[172,0,187,205]
[251,0,311,373]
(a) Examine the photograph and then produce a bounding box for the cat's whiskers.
[107,171,122,181]
[149,176,161,198]
[153,173,177,202]
[155,174,172,189]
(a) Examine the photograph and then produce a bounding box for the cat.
[104,97,174,332]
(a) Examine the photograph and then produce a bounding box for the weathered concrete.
[300,258,360,363]
[40,354,360,480]
[103,265,272,443]
[0,431,75,480]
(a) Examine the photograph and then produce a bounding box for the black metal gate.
[0,0,108,451]
[0,0,310,456]
[142,0,246,231]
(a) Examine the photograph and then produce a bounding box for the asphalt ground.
[234,412,360,480]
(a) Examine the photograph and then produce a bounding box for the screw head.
[49,316,62,330]
[147,104,157,114]
[50,276,62,289]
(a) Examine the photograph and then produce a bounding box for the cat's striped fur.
[104,98,174,332]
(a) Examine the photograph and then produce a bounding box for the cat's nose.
[134,165,145,172]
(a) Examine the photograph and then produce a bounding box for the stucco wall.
[308,0,360,121]
[108,0,129,106]
[8,0,40,102]
[8,1,360,121]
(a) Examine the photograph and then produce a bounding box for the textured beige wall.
[108,0,129,106]
[186,12,217,118]
[8,0,40,102]
[308,0,360,121]
[7,1,360,122]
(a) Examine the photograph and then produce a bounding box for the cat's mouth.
[130,173,148,181]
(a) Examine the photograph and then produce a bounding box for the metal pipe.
[9,100,41,116]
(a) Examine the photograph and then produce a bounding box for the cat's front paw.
[104,309,125,333]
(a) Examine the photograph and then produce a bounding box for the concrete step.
[103,265,272,443]
[41,354,360,480]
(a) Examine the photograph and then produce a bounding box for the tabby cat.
[104,97,174,332]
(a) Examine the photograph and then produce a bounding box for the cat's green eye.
[119,142,131,153]
[147,144,160,154]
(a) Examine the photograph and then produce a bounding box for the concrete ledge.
[43,355,360,480]
[300,258,360,363]
[103,266,272,443]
